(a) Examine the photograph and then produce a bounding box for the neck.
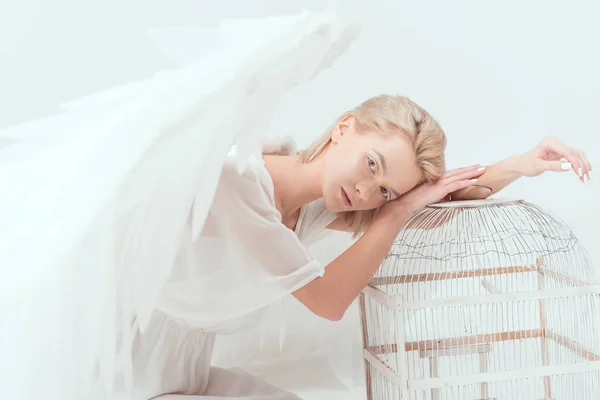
[262,154,323,217]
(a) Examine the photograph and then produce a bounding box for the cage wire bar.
[359,198,600,400]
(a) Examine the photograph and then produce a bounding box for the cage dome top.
[370,199,597,301]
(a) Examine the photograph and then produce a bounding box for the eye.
[380,186,390,200]
[367,156,377,172]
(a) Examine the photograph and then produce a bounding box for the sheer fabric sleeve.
[215,161,323,277]
[155,159,325,330]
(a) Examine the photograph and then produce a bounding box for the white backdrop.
[2,1,599,399]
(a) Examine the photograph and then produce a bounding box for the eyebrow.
[373,149,402,199]
[374,149,387,174]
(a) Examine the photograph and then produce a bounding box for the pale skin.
[263,116,592,321]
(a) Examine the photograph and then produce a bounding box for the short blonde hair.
[298,94,447,236]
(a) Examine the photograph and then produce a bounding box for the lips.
[341,187,352,207]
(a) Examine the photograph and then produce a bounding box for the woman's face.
[321,116,423,213]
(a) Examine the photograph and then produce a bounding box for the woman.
[147,96,591,400]
[0,7,592,400]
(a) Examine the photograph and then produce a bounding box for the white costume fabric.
[0,5,356,400]
[103,154,336,400]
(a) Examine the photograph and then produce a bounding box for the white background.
[2,1,599,399]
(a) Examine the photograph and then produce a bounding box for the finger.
[545,160,573,173]
[442,166,486,185]
[442,164,486,179]
[539,138,592,183]
[579,150,592,182]
[559,152,583,182]
[561,148,586,182]
[567,151,586,182]
[447,177,480,193]
[441,166,486,184]
[541,139,583,179]
[573,153,586,183]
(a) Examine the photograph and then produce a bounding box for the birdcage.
[359,198,600,400]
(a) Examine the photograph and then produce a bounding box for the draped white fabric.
[0,4,360,399]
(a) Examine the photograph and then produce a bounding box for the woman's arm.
[293,205,408,320]
[451,136,592,201]
[449,155,521,200]
[296,137,592,320]
[327,137,592,232]
[292,165,484,320]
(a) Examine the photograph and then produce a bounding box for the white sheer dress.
[107,152,336,400]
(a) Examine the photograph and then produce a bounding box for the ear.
[330,115,355,144]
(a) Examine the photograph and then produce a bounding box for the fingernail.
[589,170,593,180]
[471,179,478,182]
[584,175,588,183]
[561,162,572,171]
[578,167,583,177]
[477,167,486,171]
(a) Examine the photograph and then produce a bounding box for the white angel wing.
[0,7,359,400]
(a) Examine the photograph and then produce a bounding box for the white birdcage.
[359,198,600,400]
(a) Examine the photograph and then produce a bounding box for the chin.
[323,193,345,213]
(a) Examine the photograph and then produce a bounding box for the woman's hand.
[379,164,487,222]
[517,136,592,182]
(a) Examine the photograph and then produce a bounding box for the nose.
[355,180,378,201]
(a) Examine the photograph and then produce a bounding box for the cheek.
[325,151,358,183]
[363,194,386,211]
[343,153,369,183]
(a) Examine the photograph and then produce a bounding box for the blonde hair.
[298,94,447,236]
